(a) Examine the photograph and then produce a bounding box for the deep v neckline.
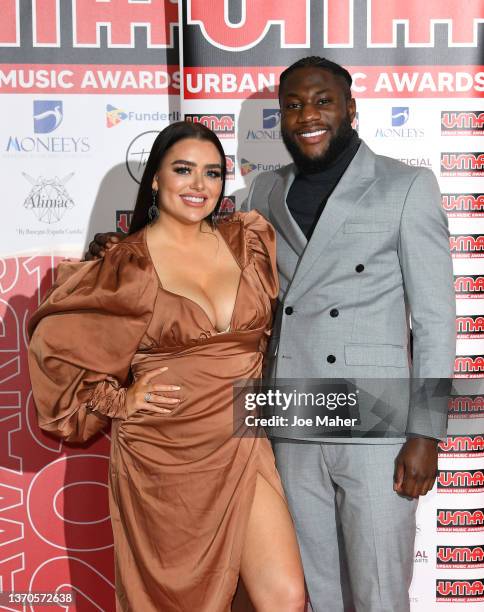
[144,221,245,334]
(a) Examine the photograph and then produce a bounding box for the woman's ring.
[144,392,152,403]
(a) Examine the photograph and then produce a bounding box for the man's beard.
[282,118,354,174]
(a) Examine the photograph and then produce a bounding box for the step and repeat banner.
[0,1,483,610]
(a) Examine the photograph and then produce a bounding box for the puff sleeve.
[241,209,279,304]
[28,243,158,443]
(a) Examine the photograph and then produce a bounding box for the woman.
[28,121,305,612]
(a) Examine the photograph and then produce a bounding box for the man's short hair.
[279,56,353,99]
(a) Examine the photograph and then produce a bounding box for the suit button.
[330,308,339,318]
[327,355,336,364]
[355,264,365,273]
[285,306,294,315]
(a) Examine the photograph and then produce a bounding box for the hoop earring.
[148,189,159,222]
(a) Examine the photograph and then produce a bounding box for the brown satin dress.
[28,210,286,612]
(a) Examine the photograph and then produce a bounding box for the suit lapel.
[268,164,307,256]
[287,141,377,295]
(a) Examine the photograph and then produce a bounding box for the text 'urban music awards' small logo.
[116,210,133,234]
[22,172,75,223]
[263,109,281,129]
[392,107,409,127]
[106,104,128,128]
[33,100,63,133]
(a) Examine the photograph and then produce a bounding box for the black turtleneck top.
[287,131,361,239]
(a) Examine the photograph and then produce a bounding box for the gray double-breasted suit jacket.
[243,140,456,441]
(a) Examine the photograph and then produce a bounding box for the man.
[241,57,455,612]
[88,57,455,611]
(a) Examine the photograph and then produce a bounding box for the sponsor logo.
[414,550,429,564]
[375,107,424,138]
[241,158,258,176]
[6,135,90,154]
[106,106,180,128]
[439,435,484,457]
[437,546,484,569]
[454,275,484,298]
[456,315,484,338]
[392,107,409,126]
[107,105,128,128]
[436,579,484,602]
[246,109,282,142]
[455,355,484,377]
[441,111,484,136]
[262,109,281,129]
[126,131,159,184]
[225,155,235,180]
[448,394,484,419]
[441,152,484,177]
[437,469,484,493]
[6,102,89,154]
[437,508,484,532]
[116,210,133,234]
[33,100,63,133]
[241,158,282,176]
[442,193,484,217]
[22,172,75,224]
[397,158,431,167]
[184,114,235,138]
[450,234,484,257]
[218,196,236,217]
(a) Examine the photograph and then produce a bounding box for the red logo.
[448,395,484,419]
[439,435,484,457]
[225,155,235,179]
[456,315,484,338]
[441,153,484,176]
[441,111,484,135]
[450,234,484,257]
[187,1,308,51]
[454,355,484,376]
[436,546,484,568]
[0,0,179,48]
[116,210,133,235]
[218,196,236,217]
[185,0,484,50]
[437,508,484,532]
[454,275,484,297]
[436,579,484,602]
[185,114,235,137]
[442,194,484,217]
[437,469,484,493]
[368,0,484,47]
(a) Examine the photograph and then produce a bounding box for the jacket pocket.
[344,344,408,367]
[343,222,392,233]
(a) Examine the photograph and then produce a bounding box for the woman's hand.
[125,367,180,417]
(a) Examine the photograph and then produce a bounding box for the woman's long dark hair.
[128,121,227,235]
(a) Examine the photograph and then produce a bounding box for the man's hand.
[84,232,124,260]
[393,437,439,498]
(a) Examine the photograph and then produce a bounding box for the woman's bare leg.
[239,474,306,612]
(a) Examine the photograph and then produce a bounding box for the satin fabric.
[28,211,286,611]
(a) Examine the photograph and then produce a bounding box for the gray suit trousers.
[273,441,418,612]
